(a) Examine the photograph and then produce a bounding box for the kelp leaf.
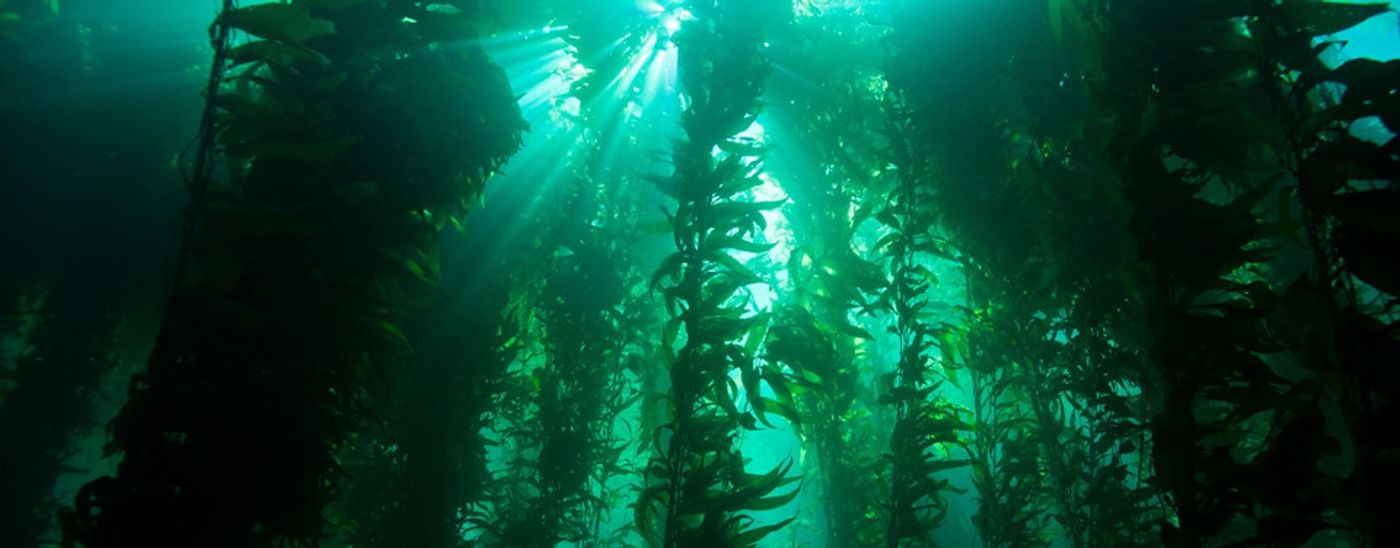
[710,234,776,254]
[634,484,667,544]
[832,320,875,341]
[756,397,801,427]
[651,252,686,291]
[228,40,329,66]
[1321,191,1400,237]
[717,137,767,157]
[225,4,336,44]
[663,316,683,352]
[743,485,801,511]
[733,517,796,545]
[706,251,763,286]
[1273,1,1390,36]
[300,0,366,9]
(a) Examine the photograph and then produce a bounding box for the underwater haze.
[3,0,1400,546]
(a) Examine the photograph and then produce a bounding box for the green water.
[2,1,1399,546]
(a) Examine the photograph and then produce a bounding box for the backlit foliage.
[0,1,1396,547]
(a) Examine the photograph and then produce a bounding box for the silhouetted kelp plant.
[1,0,1399,546]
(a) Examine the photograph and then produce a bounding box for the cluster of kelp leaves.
[2,0,1400,547]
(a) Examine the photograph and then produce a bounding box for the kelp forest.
[3,0,1400,546]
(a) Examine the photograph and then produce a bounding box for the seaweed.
[1064,0,1394,544]
[634,1,800,546]
[762,7,893,546]
[0,1,1395,546]
[58,1,524,545]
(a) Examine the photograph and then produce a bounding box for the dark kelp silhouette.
[58,1,523,545]
[0,1,1397,546]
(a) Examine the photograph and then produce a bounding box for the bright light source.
[639,0,666,16]
[660,6,694,38]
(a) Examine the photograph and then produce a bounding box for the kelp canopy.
[2,0,1399,546]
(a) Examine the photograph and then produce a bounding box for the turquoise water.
[3,1,1399,547]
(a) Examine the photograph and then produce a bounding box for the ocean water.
[2,1,1398,546]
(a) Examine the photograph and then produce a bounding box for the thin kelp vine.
[6,1,1400,547]
[890,2,1153,546]
[487,205,633,546]
[557,9,673,542]
[885,2,1053,546]
[481,8,648,543]
[0,6,114,545]
[333,280,522,547]
[60,1,523,544]
[637,1,801,546]
[884,2,1163,546]
[879,126,972,547]
[878,62,972,548]
[764,6,891,547]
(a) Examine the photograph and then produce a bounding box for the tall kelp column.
[482,4,653,544]
[884,1,1075,545]
[878,39,974,548]
[1260,4,1400,543]
[1058,0,1400,544]
[636,0,799,546]
[763,6,892,547]
[886,0,1162,545]
[333,280,520,547]
[60,1,524,545]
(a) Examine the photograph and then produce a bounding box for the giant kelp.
[1265,7,1400,544]
[1,1,1398,547]
[763,7,892,547]
[889,1,1156,545]
[59,1,524,545]
[482,8,648,541]
[876,86,972,548]
[1060,0,1397,544]
[335,278,522,548]
[635,1,801,546]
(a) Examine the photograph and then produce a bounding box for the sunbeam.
[11,1,1400,547]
